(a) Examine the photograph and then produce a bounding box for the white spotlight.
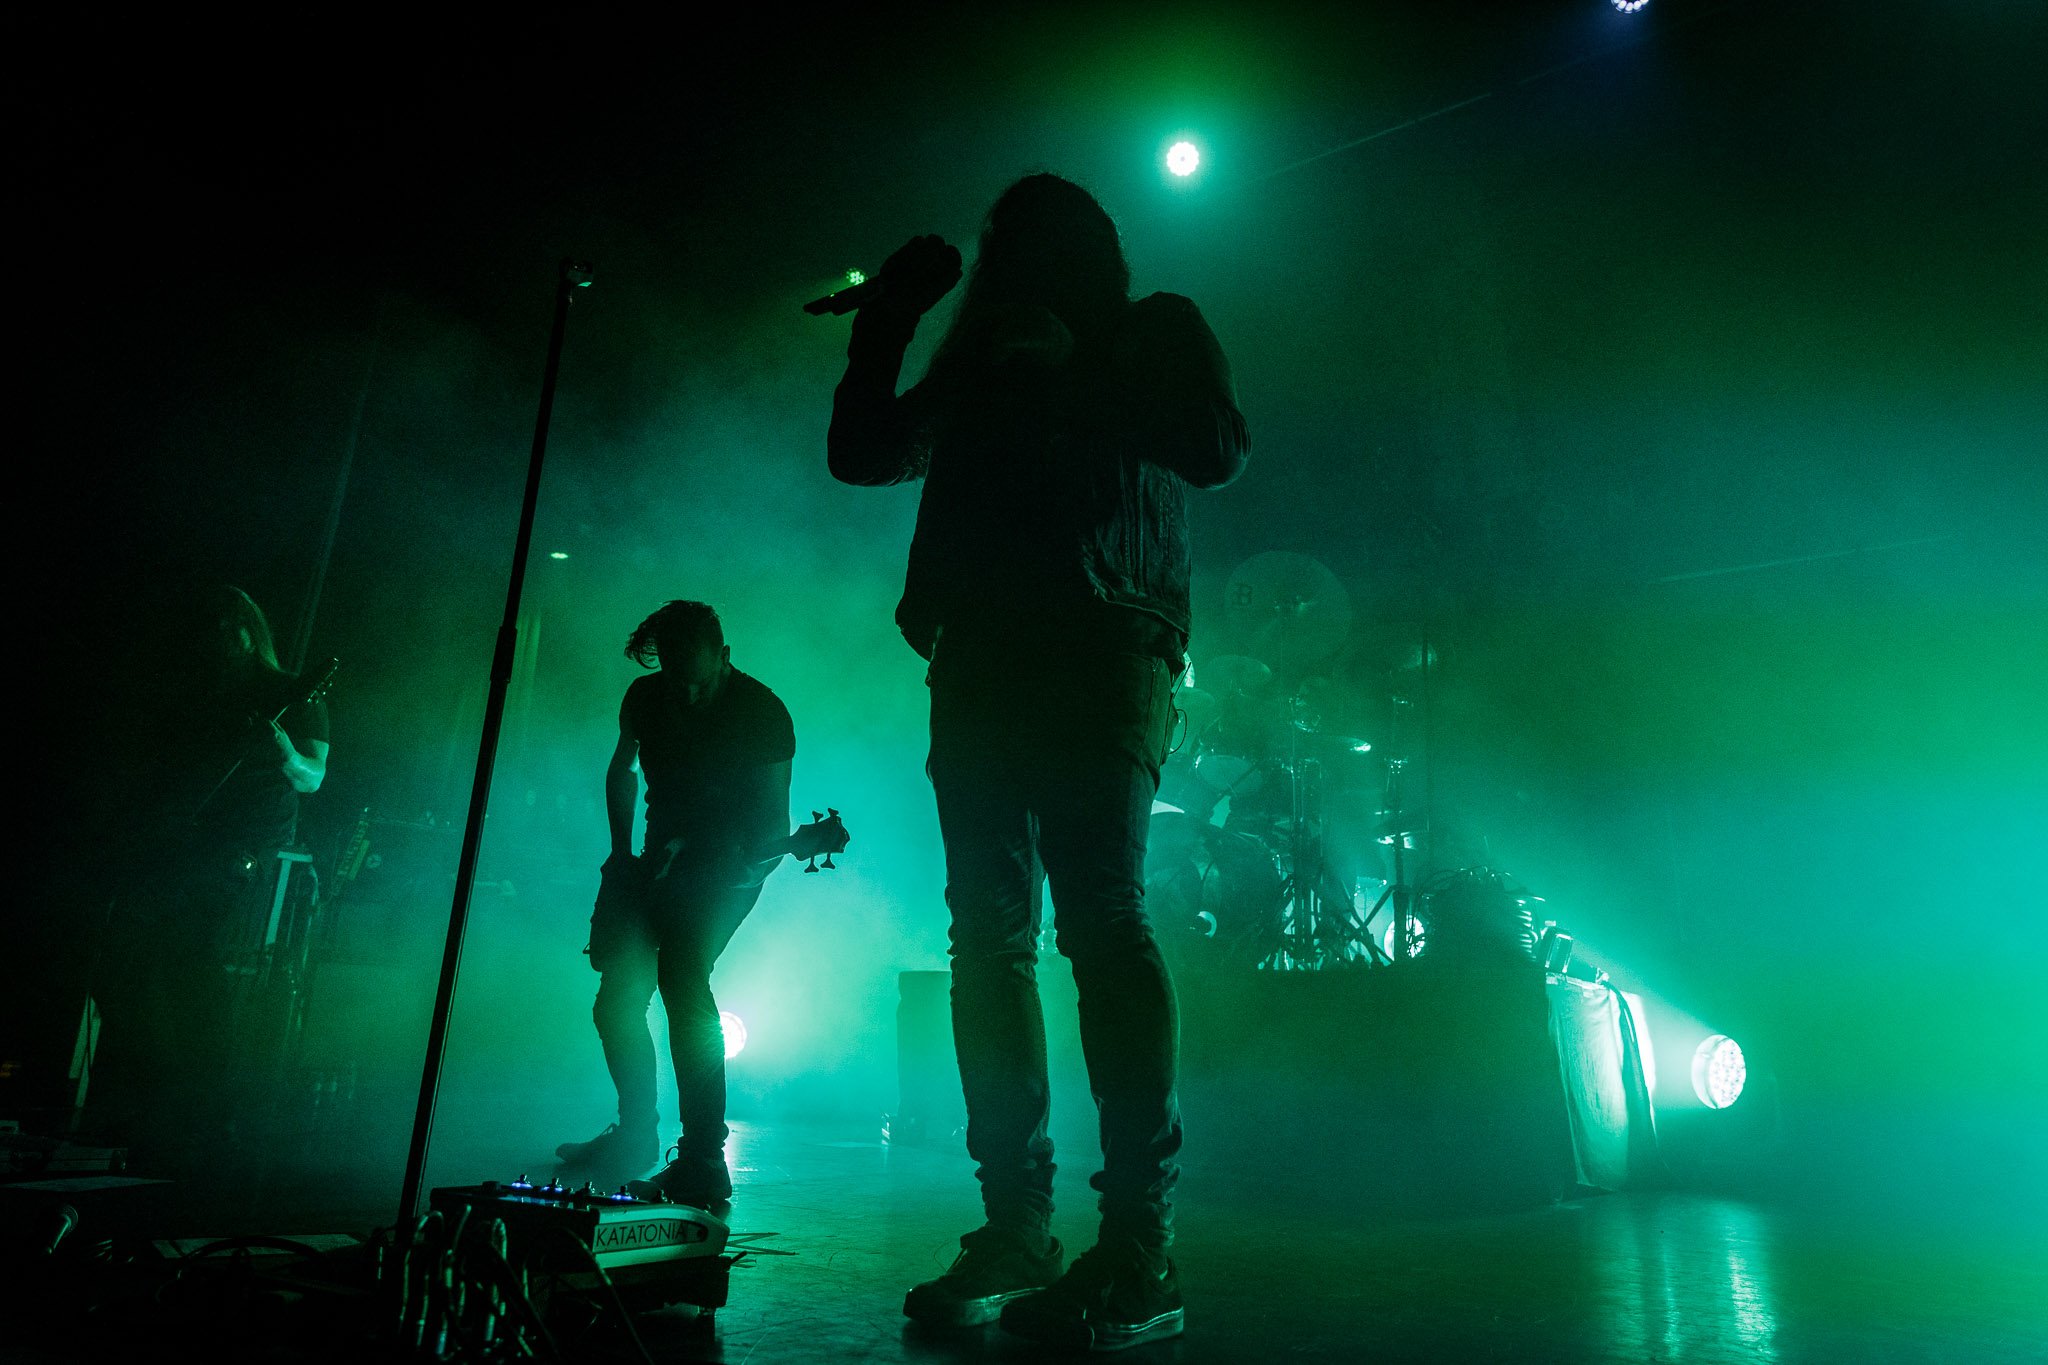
[1166,141,1201,177]
[1691,1034,1746,1108]
[720,1010,749,1061]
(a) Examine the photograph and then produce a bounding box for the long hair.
[925,173,1131,384]
[625,600,723,669]
[218,585,281,671]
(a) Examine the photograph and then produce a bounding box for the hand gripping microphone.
[803,277,886,316]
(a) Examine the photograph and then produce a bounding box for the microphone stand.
[397,259,593,1228]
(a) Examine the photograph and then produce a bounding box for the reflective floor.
[8,1113,2043,1362]
[538,1121,2047,1365]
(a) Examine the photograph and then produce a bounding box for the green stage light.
[720,1010,749,1061]
[548,551,569,560]
[846,269,866,286]
[1167,141,1201,177]
[1692,1034,1746,1108]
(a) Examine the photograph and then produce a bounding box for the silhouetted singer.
[827,173,1249,1350]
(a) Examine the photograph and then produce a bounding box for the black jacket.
[829,292,1250,660]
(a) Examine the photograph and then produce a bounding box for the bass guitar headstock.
[792,808,851,873]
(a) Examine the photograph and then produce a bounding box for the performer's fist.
[880,235,962,315]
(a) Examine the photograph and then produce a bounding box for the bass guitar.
[642,808,852,880]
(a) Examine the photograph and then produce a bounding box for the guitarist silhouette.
[84,584,333,1173]
[556,600,845,1205]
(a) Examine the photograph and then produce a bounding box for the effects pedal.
[428,1176,733,1313]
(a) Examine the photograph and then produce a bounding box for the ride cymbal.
[1224,551,1352,670]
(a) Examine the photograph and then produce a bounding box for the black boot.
[645,1146,732,1206]
[1000,1236,1183,1351]
[554,1121,658,1181]
[905,1225,1065,1327]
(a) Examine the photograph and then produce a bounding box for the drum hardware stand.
[1360,756,1422,964]
[1268,727,1321,968]
[398,259,593,1229]
[1356,553,1441,964]
[1271,713,1380,969]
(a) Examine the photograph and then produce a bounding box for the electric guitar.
[190,656,341,823]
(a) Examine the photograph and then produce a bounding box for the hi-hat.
[1225,552,1352,669]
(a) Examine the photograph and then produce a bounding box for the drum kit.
[1147,551,1440,972]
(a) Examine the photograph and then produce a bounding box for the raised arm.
[1115,292,1251,490]
[826,235,962,486]
[828,303,931,485]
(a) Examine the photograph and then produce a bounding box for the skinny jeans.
[927,638,1183,1250]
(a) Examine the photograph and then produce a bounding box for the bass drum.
[1144,811,1284,964]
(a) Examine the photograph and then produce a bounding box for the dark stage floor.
[647,1125,2047,1364]
[13,1117,2040,1364]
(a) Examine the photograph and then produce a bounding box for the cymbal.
[1270,729,1376,778]
[1225,552,1352,668]
[1196,654,1273,697]
[1284,727,1373,755]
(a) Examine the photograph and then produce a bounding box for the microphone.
[802,276,885,316]
[39,1204,80,1257]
